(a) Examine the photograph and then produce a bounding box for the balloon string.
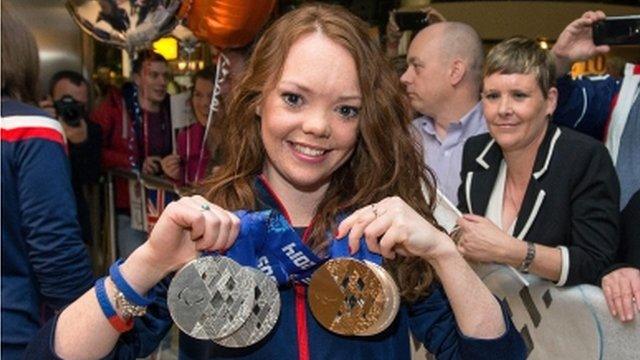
[185,41,194,76]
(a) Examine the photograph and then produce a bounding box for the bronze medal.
[360,261,400,336]
[167,257,255,340]
[308,258,385,336]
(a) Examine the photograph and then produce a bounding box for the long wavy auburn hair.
[202,3,439,302]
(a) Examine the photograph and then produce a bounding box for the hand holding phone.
[593,15,640,45]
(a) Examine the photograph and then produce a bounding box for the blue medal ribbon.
[264,212,323,285]
[329,213,383,265]
[205,210,383,287]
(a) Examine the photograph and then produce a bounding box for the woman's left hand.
[456,214,521,263]
[337,196,455,261]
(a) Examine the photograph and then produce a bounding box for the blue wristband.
[95,277,116,318]
[95,277,133,332]
[109,259,154,306]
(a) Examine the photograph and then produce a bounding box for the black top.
[457,123,620,286]
[604,189,640,276]
[68,119,102,244]
[619,190,640,268]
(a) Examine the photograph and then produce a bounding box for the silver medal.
[214,267,281,348]
[167,257,255,340]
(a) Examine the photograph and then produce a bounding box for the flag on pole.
[145,188,177,232]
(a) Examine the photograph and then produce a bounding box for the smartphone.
[394,11,429,32]
[593,15,640,45]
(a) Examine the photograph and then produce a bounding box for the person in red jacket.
[91,50,173,257]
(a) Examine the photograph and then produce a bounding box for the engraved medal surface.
[360,261,400,336]
[167,257,255,340]
[214,267,281,348]
[308,258,385,336]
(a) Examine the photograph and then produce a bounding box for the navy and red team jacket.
[2,99,93,360]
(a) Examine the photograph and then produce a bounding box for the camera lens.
[53,95,83,127]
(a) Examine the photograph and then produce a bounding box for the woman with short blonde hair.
[456,36,619,287]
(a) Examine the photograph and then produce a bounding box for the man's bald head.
[415,22,484,88]
[402,21,484,118]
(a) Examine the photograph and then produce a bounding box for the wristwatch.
[518,241,536,274]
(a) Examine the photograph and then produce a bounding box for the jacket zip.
[257,175,312,360]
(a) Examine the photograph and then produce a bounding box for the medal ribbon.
[207,210,383,287]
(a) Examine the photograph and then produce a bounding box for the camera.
[593,15,640,45]
[394,11,429,32]
[53,95,84,127]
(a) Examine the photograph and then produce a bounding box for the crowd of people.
[1,2,638,359]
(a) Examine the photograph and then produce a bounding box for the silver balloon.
[66,0,183,53]
[172,24,199,56]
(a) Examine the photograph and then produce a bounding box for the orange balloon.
[179,0,276,49]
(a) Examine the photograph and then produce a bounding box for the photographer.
[40,70,102,245]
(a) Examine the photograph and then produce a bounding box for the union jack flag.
[146,188,177,233]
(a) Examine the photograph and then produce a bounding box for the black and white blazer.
[457,123,620,286]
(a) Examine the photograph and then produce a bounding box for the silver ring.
[200,203,211,211]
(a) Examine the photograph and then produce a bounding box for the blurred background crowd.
[6,0,637,271]
[2,0,638,359]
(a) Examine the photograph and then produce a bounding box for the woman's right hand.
[137,195,241,277]
[52,197,240,359]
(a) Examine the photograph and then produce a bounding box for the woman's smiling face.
[260,32,361,193]
[482,72,557,153]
